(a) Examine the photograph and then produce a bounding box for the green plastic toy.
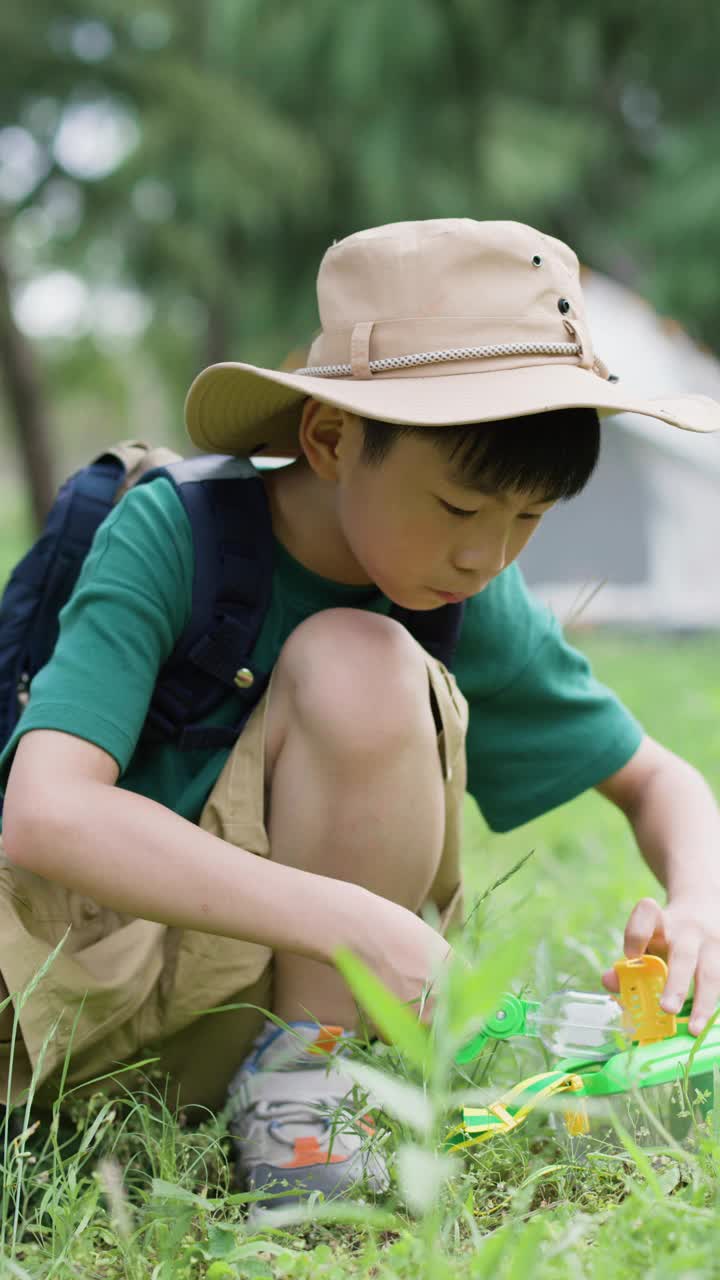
[448,955,720,1149]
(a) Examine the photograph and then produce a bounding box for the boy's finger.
[623,897,665,957]
[601,968,620,992]
[661,941,700,1015]
[688,955,720,1035]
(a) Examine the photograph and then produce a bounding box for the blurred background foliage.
[1,0,720,537]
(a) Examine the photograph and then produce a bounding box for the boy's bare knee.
[271,609,433,760]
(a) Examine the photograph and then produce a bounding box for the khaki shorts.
[0,656,468,1112]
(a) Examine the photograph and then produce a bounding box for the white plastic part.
[526,991,631,1060]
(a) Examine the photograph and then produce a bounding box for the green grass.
[1,546,720,1278]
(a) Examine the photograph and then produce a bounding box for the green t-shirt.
[0,478,642,833]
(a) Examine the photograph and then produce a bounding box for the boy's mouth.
[433,589,471,603]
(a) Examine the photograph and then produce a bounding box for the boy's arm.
[3,729,449,1016]
[596,734,720,1034]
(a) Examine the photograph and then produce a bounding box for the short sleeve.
[0,478,194,789]
[454,565,644,832]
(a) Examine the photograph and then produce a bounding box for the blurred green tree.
[1,0,719,525]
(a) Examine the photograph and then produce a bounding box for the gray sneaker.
[227,1020,390,1214]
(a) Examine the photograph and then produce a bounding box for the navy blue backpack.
[0,442,464,810]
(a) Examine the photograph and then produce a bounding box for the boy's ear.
[299,399,356,480]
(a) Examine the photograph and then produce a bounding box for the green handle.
[455,993,541,1065]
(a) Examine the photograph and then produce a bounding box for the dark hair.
[360,407,601,502]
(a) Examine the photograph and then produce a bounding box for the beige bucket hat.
[185,219,720,456]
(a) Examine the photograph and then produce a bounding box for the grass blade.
[334,947,430,1073]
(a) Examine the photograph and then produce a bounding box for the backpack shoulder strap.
[103,440,183,500]
[139,456,275,750]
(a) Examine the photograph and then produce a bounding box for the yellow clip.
[614,954,676,1045]
[564,1105,590,1137]
[563,1074,590,1136]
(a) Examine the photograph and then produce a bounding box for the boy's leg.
[227,608,466,1211]
[0,607,464,1131]
[263,608,447,1027]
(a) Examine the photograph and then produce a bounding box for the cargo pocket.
[0,850,166,1092]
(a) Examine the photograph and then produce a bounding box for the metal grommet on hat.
[532,254,543,267]
[558,297,571,315]
[234,667,255,689]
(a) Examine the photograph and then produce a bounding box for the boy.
[1,219,720,1211]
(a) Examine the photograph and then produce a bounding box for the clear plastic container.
[526,991,632,1060]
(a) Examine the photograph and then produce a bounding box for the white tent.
[520,271,720,627]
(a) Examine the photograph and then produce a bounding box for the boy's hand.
[350,889,452,1025]
[601,895,720,1036]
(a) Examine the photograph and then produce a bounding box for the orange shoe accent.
[312,1025,345,1054]
[357,1113,376,1135]
[281,1136,347,1168]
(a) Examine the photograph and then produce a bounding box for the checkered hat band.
[294,341,580,378]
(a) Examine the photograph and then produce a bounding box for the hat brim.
[185,360,720,456]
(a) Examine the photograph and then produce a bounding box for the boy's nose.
[453,537,508,579]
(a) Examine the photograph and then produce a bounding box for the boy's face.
[329,411,556,610]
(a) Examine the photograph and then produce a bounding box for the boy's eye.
[517,512,544,522]
[439,499,478,519]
